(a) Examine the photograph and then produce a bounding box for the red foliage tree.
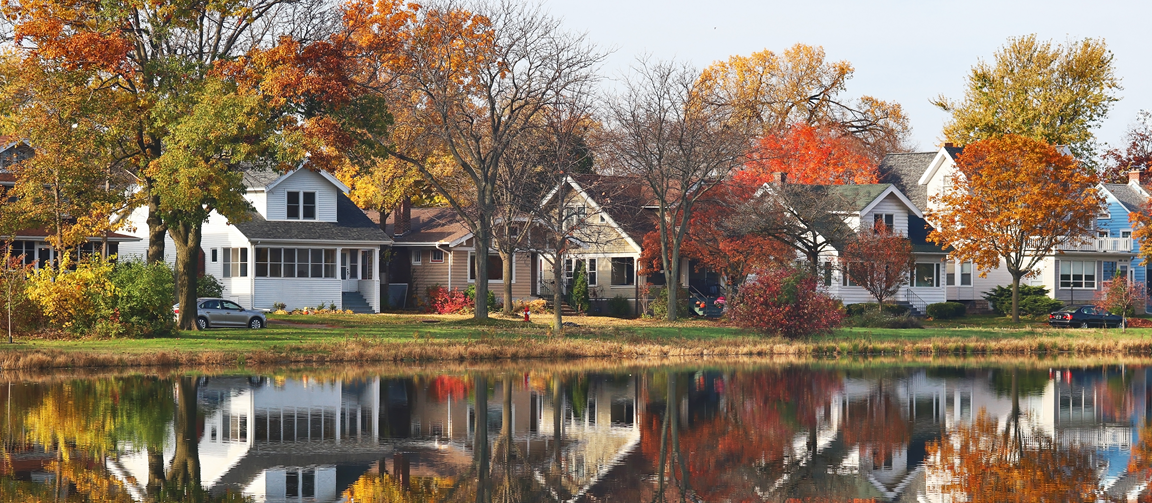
[738,124,877,186]
[1093,276,1146,331]
[729,265,844,338]
[842,224,916,306]
[1102,110,1152,184]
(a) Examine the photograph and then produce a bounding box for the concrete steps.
[342,292,374,314]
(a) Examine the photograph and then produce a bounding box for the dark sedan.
[1048,305,1124,328]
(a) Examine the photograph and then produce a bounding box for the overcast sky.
[545,0,1151,155]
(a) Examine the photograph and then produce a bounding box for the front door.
[341,250,359,292]
[36,245,51,269]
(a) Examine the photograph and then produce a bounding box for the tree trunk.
[168,376,200,493]
[1010,272,1022,323]
[170,222,202,330]
[552,378,562,468]
[473,374,489,503]
[502,376,512,465]
[553,255,564,334]
[474,225,490,320]
[146,446,165,496]
[146,193,167,265]
[666,255,680,322]
[501,250,514,316]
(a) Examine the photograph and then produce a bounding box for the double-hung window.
[913,263,938,287]
[611,258,635,286]
[873,213,894,233]
[286,191,316,220]
[586,259,598,286]
[221,247,248,278]
[1060,260,1096,289]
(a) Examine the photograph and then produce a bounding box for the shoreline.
[5,333,1152,370]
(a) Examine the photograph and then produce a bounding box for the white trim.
[264,165,351,193]
[859,185,925,219]
[564,176,643,253]
[916,147,960,186]
[411,249,422,265]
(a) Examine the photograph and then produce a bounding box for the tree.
[699,45,911,161]
[927,135,1100,322]
[728,265,844,338]
[842,224,916,307]
[1,251,32,343]
[740,123,878,185]
[1094,275,1145,331]
[933,35,1120,161]
[1102,110,1152,184]
[346,0,605,320]
[4,0,336,330]
[606,58,754,321]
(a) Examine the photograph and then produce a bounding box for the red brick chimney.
[393,199,411,235]
[772,172,787,185]
[1129,170,1142,187]
[944,142,954,148]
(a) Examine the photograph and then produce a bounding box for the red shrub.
[729,266,844,338]
[426,285,472,314]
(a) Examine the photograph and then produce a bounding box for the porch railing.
[903,288,930,316]
[1028,237,1134,253]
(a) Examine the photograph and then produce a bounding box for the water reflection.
[4,364,1152,501]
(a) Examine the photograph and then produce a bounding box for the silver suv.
[173,298,267,330]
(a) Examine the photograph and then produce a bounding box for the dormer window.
[873,213,894,232]
[287,191,316,220]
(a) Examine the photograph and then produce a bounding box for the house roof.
[5,228,140,242]
[827,183,893,212]
[1101,183,1147,213]
[386,207,472,245]
[570,174,657,244]
[233,192,391,244]
[241,168,283,189]
[877,152,937,209]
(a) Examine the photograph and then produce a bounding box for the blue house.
[1096,172,1150,308]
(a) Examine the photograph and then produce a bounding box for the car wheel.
[1080,322,1090,329]
[249,317,264,329]
[196,317,209,330]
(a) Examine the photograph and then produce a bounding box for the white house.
[120,167,392,312]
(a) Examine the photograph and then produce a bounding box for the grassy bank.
[2,312,1151,370]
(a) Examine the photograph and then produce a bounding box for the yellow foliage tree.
[927,135,1099,322]
[24,255,115,333]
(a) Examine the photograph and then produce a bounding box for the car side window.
[222,301,243,310]
[200,300,219,310]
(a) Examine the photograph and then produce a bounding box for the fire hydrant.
[523,305,531,322]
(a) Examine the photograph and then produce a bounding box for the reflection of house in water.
[113,373,640,502]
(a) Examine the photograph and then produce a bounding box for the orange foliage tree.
[738,124,878,186]
[927,135,1100,322]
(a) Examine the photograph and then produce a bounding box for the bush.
[0,257,38,336]
[649,286,689,319]
[25,255,116,335]
[729,266,844,338]
[845,303,910,317]
[512,298,550,314]
[1020,296,1064,316]
[926,302,967,320]
[847,311,923,329]
[110,261,177,337]
[464,284,497,312]
[983,284,1050,315]
[197,273,224,298]
[426,285,471,314]
[607,295,632,318]
[569,262,591,313]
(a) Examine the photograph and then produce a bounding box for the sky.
[544,0,1152,154]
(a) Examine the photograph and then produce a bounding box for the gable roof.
[1101,183,1148,214]
[877,152,937,209]
[242,165,351,193]
[233,192,390,244]
[569,174,654,250]
[916,146,964,186]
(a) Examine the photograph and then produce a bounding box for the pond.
[2,359,1151,502]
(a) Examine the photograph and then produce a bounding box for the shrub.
[848,311,923,329]
[272,302,287,311]
[926,302,967,320]
[1020,296,1064,316]
[729,266,844,338]
[845,303,910,317]
[25,255,115,334]
[0,256,38,336]
[983,284,1050,315]
[649,286,689,319]
[197,273,224,298]
[569,262,591,313]
[607,295,632,318]
[110,261,177,337]
[512,298,549,314]
[428,285,471,314]
[464,284,497,312]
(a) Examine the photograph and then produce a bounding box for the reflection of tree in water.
[926,370,1099,503]
[841,380,909,472]
[1,376,249,503]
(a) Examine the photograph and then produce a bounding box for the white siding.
[358,279,379,312]
[245,191,268,219]
[924,156,956,216]
[861,193,910,236]
[201,211,255,308]
[254,278,342,311]
[265,170,338,222]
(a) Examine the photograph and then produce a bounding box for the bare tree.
[373,0,606,320]
[730,182,858,276]
[605,59,754,321]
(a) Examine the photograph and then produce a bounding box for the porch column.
[373,247,381,312]
[336,246,343,310]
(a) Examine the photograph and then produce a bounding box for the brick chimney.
[944,142,954,148]
[393,198,411,236]
[1129,170,1142,187]
[772,172,787,185]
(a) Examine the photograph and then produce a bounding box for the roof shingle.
[233,192,391,243]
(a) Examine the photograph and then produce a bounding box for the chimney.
[772,172,787,185]
[944,142,954,148]
[1129,170,1142,187]
[393,198,411,235]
